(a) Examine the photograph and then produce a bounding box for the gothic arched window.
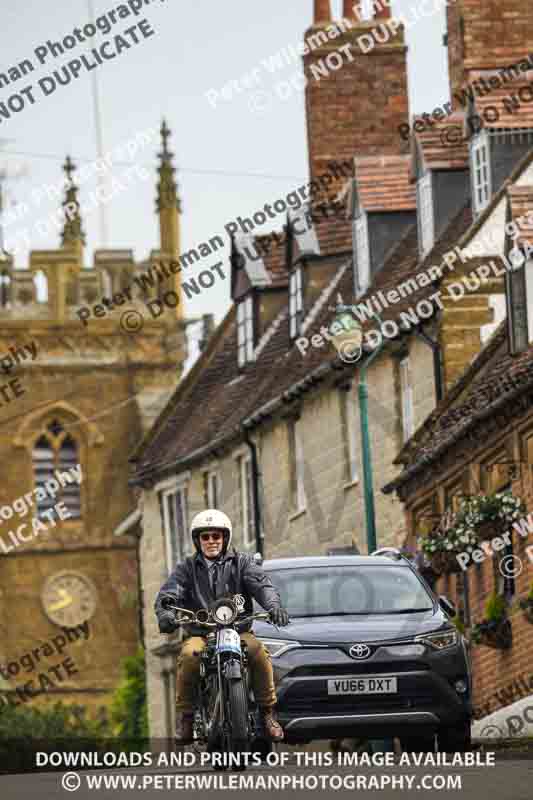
[32,419,81,519]
[0,269,11,308]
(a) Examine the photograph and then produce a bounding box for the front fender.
[224,659,242,680]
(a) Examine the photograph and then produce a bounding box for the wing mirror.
[438,595,456,617]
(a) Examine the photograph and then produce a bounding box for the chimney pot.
[373,1,392,19]
[314,0,332,23]
[342,0,357,19]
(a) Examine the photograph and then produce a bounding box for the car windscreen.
[264,565,433,617]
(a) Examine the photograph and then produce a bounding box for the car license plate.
[327,676,398,695]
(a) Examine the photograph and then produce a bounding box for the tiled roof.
[354,156,417,212]
[131,148,533,484]
[132,199,481,482]
[412,112,469,174]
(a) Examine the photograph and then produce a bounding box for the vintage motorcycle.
[163,593,279,770]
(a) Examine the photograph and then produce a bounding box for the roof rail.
[370,547,410,564]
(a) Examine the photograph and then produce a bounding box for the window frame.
[354,213,370,297]
[32,421,82,520]
[204,470,220,508]
[288,417,306,513]
[399,357,415,443]
[289,266,304,339]
[160,483,189,574]
[417,171,434,257]
[237,295,255,367]
[471,130,491,216]
[238,454,255,549]
[340,388,359,484]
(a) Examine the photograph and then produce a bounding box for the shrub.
[109,648,148,751]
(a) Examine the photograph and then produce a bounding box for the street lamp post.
[329,303,385,554]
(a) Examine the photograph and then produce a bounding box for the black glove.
[158,611,177,634]
[270,607,290,627]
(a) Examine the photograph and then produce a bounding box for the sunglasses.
[199,531,223,542]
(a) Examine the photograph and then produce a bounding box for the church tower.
[0,122,187,716]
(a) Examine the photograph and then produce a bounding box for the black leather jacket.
[154,548,282,637]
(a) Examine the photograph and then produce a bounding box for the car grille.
[282,693,436,715]
[280,673,436,716]
[289,661,427,677]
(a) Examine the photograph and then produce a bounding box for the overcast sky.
[0,0,449,354]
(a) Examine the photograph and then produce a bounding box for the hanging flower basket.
[470,618,513,650]
[475,518,503,542]
[456,491,526,542]
[429,550,463,576]
[418,491,526,577]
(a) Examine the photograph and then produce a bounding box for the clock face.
[42,571,97,628]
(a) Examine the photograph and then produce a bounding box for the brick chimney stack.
[314,0,332,23]
[304,0,409,196]
[446,0,533,109]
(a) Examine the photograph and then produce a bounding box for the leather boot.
[260,708,284,741]
[175,711,194,745]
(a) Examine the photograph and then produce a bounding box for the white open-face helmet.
[191,509,233,555]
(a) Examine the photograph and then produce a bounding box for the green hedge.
[0,647,148,772]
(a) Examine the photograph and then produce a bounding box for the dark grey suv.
[252,552,472,752]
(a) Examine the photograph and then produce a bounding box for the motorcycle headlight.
[213,604,236,624]
[415,629,458,651]
[258,639,301,658]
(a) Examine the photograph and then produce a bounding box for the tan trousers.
[175,632,277,713]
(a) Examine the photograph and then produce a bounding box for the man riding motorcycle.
[155,509,290,744]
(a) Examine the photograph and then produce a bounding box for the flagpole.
[87,0,108,247]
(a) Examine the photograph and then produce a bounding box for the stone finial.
[156,119,181,214]
[314,0,332,23]
[61,155,85,248]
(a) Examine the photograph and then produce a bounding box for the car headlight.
[381,644,426,657]
[415,629,458,651]
[258,639,301,658]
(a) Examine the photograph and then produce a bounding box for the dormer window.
[289,266,304,338]
[237,295,254,367]
[353,214,370,296]
[472,130,491,216]
[417,172,434,257]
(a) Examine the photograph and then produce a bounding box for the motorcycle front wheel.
[227,679,249,771]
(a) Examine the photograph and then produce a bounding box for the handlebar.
[165,604,274,629]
